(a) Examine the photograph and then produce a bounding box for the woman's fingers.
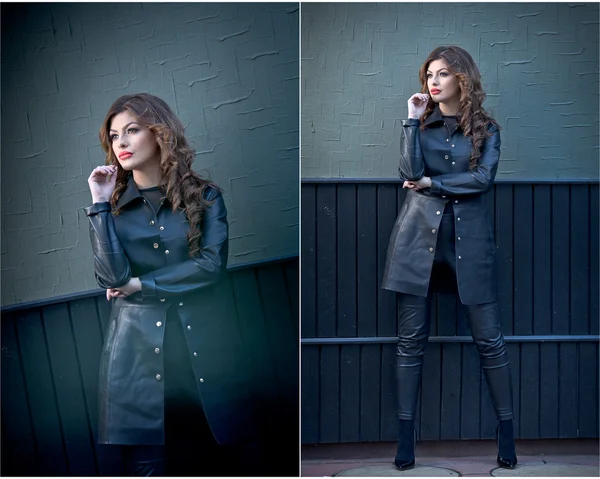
[89,165,117,182]
[409,93,429,104]
[106,288,126,301]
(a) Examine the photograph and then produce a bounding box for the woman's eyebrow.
[109,122,138,133]
[426,68,448,73]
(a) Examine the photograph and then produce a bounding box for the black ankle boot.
[394,420,416,471]
[496,420,517,469]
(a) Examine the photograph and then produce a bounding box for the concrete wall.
[1,3,299,306]
[301,2,599,179]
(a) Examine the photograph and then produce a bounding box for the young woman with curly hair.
[85,93,255,476]
[381,46,517,471]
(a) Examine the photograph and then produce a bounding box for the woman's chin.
[117,162,135,171]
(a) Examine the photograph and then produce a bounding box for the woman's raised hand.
[88,165,118,203]
[407,93,429,119]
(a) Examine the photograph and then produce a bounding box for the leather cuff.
[140,274,157,298]
[430,179,443,195]
[84,202,111,216]
[401,118,420,126]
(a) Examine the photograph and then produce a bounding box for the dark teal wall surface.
[301,2,599,179]
[1,3,299,306]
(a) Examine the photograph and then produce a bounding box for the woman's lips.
[431,90,441,95]
[119,153,133,159]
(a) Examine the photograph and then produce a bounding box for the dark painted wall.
[2,257,298,476]
[1,2,299,305]
[301,3,599,179]
[300,180,599,444]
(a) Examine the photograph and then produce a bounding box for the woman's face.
[426,59,461,104]
[109,110,160,171]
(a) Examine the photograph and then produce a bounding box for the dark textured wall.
[301,2,599,179]
[1,3,299,306]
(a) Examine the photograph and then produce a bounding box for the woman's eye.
[127,128,138,134]
[110,134,118,141]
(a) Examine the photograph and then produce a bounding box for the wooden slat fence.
[301,180,599,444]
[2,257,299,476]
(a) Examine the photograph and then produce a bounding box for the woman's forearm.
[84,201,132,289]
[399,119,425,181]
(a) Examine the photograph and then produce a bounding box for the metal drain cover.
[334,464,460,476]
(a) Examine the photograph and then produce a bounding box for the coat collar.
[116,174,170,210]
[422,104,445,127]
[116,174,147,210]
[422,104,462,130]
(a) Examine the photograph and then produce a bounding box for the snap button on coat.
[382,105,501,305]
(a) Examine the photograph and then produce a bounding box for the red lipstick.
[119,152,133,159]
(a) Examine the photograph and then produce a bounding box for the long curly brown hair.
[418,46,501,170]
[99,93,220,257]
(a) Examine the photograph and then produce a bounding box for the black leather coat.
[84,176,254,445]
[381,105,501,305]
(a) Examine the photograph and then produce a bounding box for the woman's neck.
[438,98,460,116]
[132,166,163,190]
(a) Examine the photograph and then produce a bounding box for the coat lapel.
[116,175,142,210]
[422,104,444,128]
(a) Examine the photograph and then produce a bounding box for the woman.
[85,93,255,476]
[381,46,518,471]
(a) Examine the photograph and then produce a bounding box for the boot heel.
[496,424,517,469]
[394,429,416,471]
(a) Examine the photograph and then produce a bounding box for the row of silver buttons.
[444,139,456,165]
[430,204,463,259]
[143,200,169,254]
[154,305,203,383]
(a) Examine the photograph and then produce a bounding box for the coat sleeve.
[398,118,425,181]
[138,188,228,299]
[429,124,501,196]
[84,202,132,289]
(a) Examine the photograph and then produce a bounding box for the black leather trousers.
[395,205,514,422]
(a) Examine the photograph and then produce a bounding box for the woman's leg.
[465,301,517,467]
[395,292,431,420]
[394,292,431,469]
[122,445,165,477]
[464,302,514,421]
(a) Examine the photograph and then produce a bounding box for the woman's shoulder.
[486,119,501,134]
[202,183,223,202]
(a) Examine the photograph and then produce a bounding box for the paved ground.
[302,439,599,477]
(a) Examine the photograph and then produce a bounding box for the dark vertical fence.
[2,257,299,476]
[301,180,599,444]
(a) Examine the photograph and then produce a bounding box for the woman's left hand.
[403,176,432,190]
[109,277,142,298]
